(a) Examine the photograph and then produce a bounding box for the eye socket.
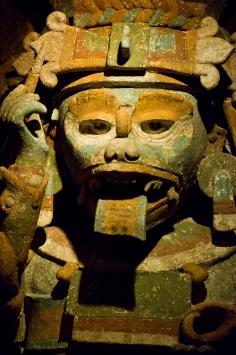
[140,120,174,134]
[79,119,112,135]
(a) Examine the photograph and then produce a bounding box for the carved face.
[59,88,208,235]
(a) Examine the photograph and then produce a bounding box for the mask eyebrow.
[131,91,194,122]
[68,89,120,121]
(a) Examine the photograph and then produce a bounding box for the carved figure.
[1,1,236,354]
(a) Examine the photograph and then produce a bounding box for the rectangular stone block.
[66,269,191,345]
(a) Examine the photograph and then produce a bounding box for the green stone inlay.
[66,270,191,320]
[149,33,176,52]
[147,10,165,26]
[213,170,234,202]
[98,8,116,24]
[157,218,210,245]
[169,15,188,28]
[74,13,91,28]
[123,9,140,23]
[84,32,109,52]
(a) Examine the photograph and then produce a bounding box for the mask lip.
[72,162,181,188]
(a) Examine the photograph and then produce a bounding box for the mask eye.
[140,120,174,134]
[79,119,112,135]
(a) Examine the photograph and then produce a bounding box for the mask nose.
[104,138,140,163]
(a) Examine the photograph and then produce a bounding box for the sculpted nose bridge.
[104,138,140,163]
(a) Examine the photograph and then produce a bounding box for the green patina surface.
[45,149,63,196]
[24,296,68,350]
[157,218,210,245]
[107,23,149,69]
[98,9,116,25]
[74,13,91,28]
[197,153,236,198]
[205,253,236,304]
[123,9,141,23]
[84,31,109,52]
[66,270,191,320]
[172,135,190,154]
[213,170,233,202]
[148,10,165,26]
[169,15,188,28]
[149,33,176,52]
[25,295,65,309]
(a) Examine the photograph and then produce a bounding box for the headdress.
[12,1,234,96]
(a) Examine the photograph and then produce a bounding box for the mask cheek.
[78,144,107,168]
[130,121,194,168]
[63,119,116,171]
[63,133,104,171]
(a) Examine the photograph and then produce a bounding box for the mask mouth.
[75,162,180,187]
[76,162,181,231]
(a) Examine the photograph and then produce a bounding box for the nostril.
[125,152,139,161]
[104,138,140,163]
[124,143,140,162]
[105,152,118,163]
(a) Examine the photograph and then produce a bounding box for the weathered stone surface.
[205,253,236,304]
[0,2,236,353]
[73,0,207,29]
[11,12,233,91]
[66,269,191,345]
[24,296,68,350]
[37,227,81,265]
[139,218,236,271]
[25,253,61,295]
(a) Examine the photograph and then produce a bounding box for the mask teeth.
[106,175,136,184]
[167,186,179,204]
[144,180,163,193]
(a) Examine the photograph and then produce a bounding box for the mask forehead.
[105,88,198,107]
[68,89,120,121]
[61,88,198,121]
[131,91,194,122]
